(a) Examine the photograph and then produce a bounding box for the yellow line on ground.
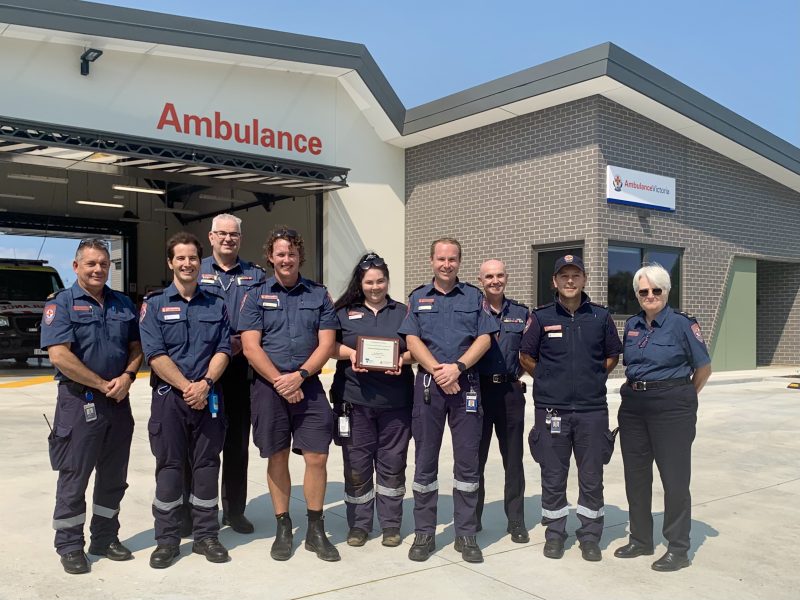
[0,375,54,388]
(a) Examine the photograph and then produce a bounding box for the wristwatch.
[298,368,310,380]
[455,361,467,373]
[203,377,214,389]
[124,370,137,382]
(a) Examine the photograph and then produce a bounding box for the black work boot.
[192,537,229,563]
[60,550,90,574]
[88,539,133,561]
[270,513,293,561]
[454,535,483,563]
[304,515,340,562]
[408,533,435,562]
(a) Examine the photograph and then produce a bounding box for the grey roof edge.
[0,0,407,130]
[1,2,798,178]
[404,42,800,176]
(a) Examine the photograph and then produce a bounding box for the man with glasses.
[195,214,265,535]
[41,238,143,574]
[240,226,340,562]
[399,237,498,564]
[520,254,622,562]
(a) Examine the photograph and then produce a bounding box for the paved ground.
[0,362,798,600]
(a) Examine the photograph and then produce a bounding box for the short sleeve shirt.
[198,256,265,333]
[330,298,413,409]
[238,274,338,373]
[623,305,711,381]
[398,279,499,365]
[40,282,140,381]
[139,282,231,381]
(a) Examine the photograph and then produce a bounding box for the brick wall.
[757,262,800,366]
[405,95,800,364]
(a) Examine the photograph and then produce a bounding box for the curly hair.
[263,225,305,267]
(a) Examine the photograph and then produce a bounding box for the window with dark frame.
[608,244,682,315]
[536,247,583,307]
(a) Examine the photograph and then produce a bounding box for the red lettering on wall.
[156,103,323,156]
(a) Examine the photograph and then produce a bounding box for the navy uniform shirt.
[520,293,622,410]
[330,298,414,409]
[198,256,265,333]
[623,305,711,381]
[139,283,231,382]
[238,274,338,373]
[398,280,499,365]
[40,282,140,382]
[476,296,529,377]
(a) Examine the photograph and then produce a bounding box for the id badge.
[338,415,351,438]
[84,402,97,423]
[465,390,478,413]
[550,416,561,434]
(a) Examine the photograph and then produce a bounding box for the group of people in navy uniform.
[42,218,711,575]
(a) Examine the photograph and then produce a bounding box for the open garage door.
[0,116,349,299]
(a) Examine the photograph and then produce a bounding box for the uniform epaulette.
[589,301,608,310]
[625,314,638,323]
[507,297,529,310]
[409,283,428,295]
[253,263,266,272]
[462,281,481,291]
[673,309,697,322]
[203,288,226,300]
[143,289,164,300]
[46,288,66,300]
[534,302,554,311]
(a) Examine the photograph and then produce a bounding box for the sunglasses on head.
[78,238,109,250]
[273,228,298,239]
[638,288,663,298]
[359,254,385,270]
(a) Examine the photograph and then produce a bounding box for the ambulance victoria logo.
[44,304,56,326]
[613,175,623,192]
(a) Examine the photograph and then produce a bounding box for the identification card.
[550,416,561,434]
[84,402,97,423]
[465,390,478,413]
[338,415,351,437]
[209,392,219,418]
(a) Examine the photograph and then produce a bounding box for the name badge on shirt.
[627,330,640,337]
[237,276,253,286]
[417,298,434,311]
[261,294,279,309]
[544,324,562,338]
[200,274,217,285]
[162,306,181,321]
[503,317,524,324]
[348,311,363,320]
[72,305,91,312]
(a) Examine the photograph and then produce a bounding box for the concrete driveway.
[0,366,798,599]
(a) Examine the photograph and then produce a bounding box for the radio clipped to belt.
[338,402,352,438]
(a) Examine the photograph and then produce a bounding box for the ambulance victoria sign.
[606,165,675,212]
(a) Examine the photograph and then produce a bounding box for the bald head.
[478,259,507,303]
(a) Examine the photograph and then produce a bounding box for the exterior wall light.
[80,48,103,76]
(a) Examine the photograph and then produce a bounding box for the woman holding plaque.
[331,253,414,548]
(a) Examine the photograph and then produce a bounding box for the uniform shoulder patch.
[46,288,66,300]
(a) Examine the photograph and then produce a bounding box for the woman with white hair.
[614,263,712,572]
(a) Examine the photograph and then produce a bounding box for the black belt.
[480,374,519,384]
[627,376,691,391]
[59,380,101,397]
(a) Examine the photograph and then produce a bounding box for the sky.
[3,0,798,282]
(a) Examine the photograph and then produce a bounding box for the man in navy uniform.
[196,213,265,534]
[139,232,231,569]
[240,227,340,562]
[399,237,498,564]
[475,259,529,543]
[520,254,622,562]
[41,238,142,574]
